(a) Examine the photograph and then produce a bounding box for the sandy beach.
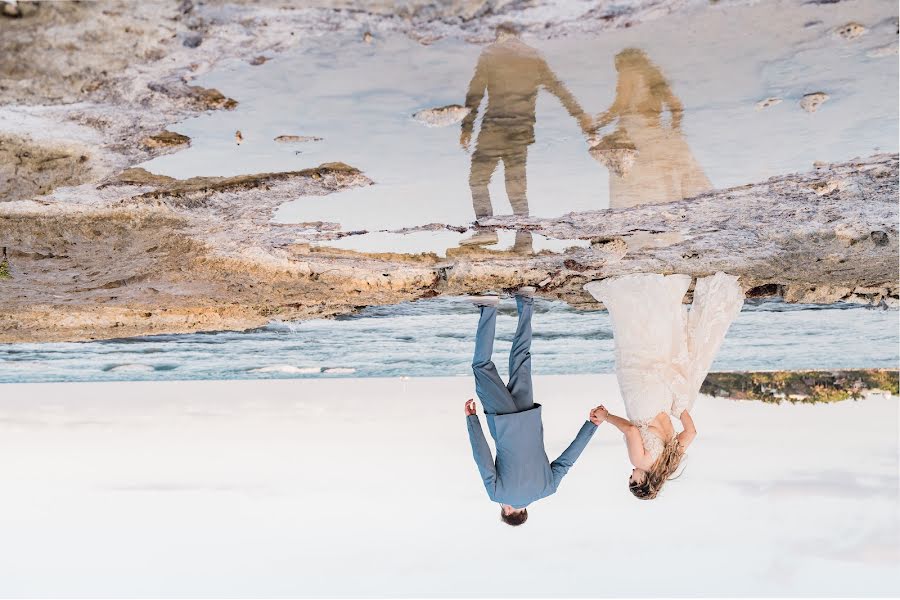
[1,375,896,597]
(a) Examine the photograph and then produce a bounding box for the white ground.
[0,375,897,597]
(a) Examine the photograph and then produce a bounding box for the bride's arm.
[606,414,652,469]
[676,410,697,449]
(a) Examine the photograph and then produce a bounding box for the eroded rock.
[833,22,867,40]
[0,1,897,343]
[274,135,323,143]
[755,97,782,110]
[147,81,238,111]
[412,105,471,127]
[800,92,830,112]
[0,154,896,343]
[141,130,191,149]
[0,134,93,202]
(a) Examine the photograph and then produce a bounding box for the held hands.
[590,405,609,425]
[577,113,596,138]
[465,399,477,416]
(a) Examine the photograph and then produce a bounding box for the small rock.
[149,84,238,110]
[191,86,237,110]
[250,55,268,66]
[141,130,191,149]
[809,179,839,195]
[870,230,889,246]
[274,135,323,143]
[235,130,244,144]
[412,105,471,127]
[756,97,782,110]
[103,167,177,188]
[2,0,20,18]
[183,33,203,48]
[363,31,373,43]
[833,22,866,40]
[866,44,898,58]
[800,92,829,112]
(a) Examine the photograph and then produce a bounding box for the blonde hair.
[629,438,686,500]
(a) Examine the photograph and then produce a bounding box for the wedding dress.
[584,272,744,460]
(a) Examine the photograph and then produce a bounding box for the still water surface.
[140,0,898,256]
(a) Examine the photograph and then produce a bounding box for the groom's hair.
[494,22,520,37]
[500,507,528,526]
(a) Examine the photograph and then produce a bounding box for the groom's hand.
[578,113,595,137]
[465,399,477,416]
[590,405,608,425]
[459,129,472,152]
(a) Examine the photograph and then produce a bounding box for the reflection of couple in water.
[456,27,739,525]
[463,274,744,525]
[458,25,711,251]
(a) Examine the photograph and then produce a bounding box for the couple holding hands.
[463,272,744,526]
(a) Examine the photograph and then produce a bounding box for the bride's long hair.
[629,438,686,500]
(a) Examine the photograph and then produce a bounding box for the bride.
[584,272,744,499]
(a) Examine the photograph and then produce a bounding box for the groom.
[459,23,593,251]
[464,286,604,526]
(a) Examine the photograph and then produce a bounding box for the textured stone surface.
[1,0,897,343]
[1,154,896,343]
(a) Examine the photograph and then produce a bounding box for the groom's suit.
[466,295,597,508]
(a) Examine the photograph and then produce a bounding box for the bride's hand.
[590,405,609,425]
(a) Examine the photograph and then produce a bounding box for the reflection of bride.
[584,272,744,499]
[590,48,712,209]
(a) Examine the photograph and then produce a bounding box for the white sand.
[0,375,897,597]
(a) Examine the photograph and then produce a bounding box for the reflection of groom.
[459,24,593,250]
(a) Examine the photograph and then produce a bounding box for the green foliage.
[0,258,10,280]
[701,370,899,404]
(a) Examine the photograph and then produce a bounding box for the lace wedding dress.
[584,273,744,459]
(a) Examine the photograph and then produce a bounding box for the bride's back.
[648,411,675,442]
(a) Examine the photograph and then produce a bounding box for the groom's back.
[487,405,556,505]
[477,39,549,124]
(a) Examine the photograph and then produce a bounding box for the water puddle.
[138,0,898,248]
[313,229,589,257]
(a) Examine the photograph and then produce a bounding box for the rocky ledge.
[1,0,897,343]
[0,153,896,343]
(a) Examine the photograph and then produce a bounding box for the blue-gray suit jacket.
[466,404,597,508]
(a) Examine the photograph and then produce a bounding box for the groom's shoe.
[460,230,499,247]
[515,286,536,298]
[463,294,500,308]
